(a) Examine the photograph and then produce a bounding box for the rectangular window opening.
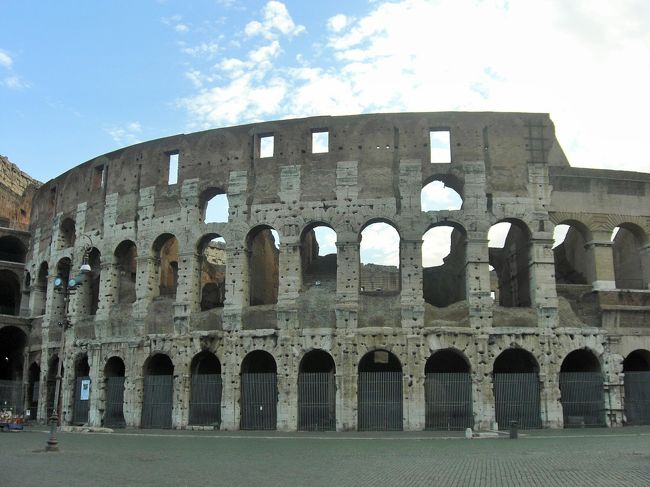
[168,152,179,185]
[430,129,451,163]
[92,165,106,190]
[260,135,274,158]
[312,130,329,153]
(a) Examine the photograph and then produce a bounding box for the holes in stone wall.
[360,222,400,294]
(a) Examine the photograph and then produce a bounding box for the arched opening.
[420,179,463,212]
[189,351,222,427]
[0,236,26,263]
[301,224,337,288]
[552,222,591,285]
[142,354,174,429]
[240,350,277,430]
[53,258,71,319]
[358,349,402,431]
[114,240,137,304]
[59,218,76,249]
[0,270,21,315]
[247,226,279,306]
[422,224,466,308]
[623,349,650,425]
[27,362,40,421]
[488,220,532,307]
[359,221,400,294]
[298,350,336,431]
[424,349,473,430]
[46,354,63,420]
[493,348,541,429]
[153,234,179,298]
[559,349,605,427]
[33,262,48,316]
[0,326,27,414]
[612,224,647,290]
[103,356,126,428]
[72,354,90,425]
[200,188,229,223]
[198,234,226,311]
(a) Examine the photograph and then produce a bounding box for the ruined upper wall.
[0,155,40,231]
[30,112,570,233]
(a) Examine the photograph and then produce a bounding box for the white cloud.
[421,181,462,212]
[182,42,220,58]
[2,75,29,90]
[175,23,189,33]
[244,1,305,40]
[0,50,13,69]
[360,222,400,266]
[327,14,349,33]
[422,227,454,267]
[106,121,143,147]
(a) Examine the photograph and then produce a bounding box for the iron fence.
[493,373,542,429]
[189,374,222,427]
[298,372,336,431]
[624,371,650,425]
[425,373,474,430]
[559,371,606,427]
[72,376,90,424]
[142,375,173,429]
[0,380,23,415]
[104,376,126,428]
[240,373,277,430]
[358,371,403,431]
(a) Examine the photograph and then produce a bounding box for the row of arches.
[29,346,650,431]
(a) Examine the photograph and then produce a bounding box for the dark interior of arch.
[493,348,538,373]
[0,270,20,315]
[0,236,26,263]
[156,235,179,298]
[248,228,279,306]
[191,351,221,374]
[560,349,601,373]
[425,349,470,373]
[60,218,76,248]
[104,357,125,377]
[75,355,90,377]
[199,234,226,311]
[623,350,650,371]
[88,248,101,315]
[0,326,27,380]
[300,350,336,373]
[145,354,174,375]
[241,350,277,373]
[423,227,466,307]
[359,222,400,295]
[489,222,531,307]
[613,226,645,289]
[115,241,137,304]
[553,226,589,285]
[359,350,401,373]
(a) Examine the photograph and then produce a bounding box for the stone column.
[277,240,301,330]
[133,256,159,322]
[465,233,493,330]
[223,244,246,331]
[220,355,239,430]
[473,335,494,430]
[603,345,624,427]
[174,251,200,335]
[95,261,118,322]
[87,347,102,427]
[585,231,616,290]
[400,237,424,330]
[174,372,190,429]
[529,232,559,328]
[335,235,359,329]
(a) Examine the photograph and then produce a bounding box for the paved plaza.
[1,426,649,486]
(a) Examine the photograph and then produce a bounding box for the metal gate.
[142,375,173,429]
[298,372,336,431]
[72,376,90,424]
[104,376,126,428]
[358,371,402,431]
[189,374,222,426]
[0,380,23,414]
[425,373,474,430]
[624,371,650,425]
[559,372,606,427]
[240,373,277,430]
[493,373,542,429]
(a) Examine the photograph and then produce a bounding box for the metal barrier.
[72,376,90,424]
[104,376,126,428]
[493,373,542,429]
[559,371,606,427]
[0,380,23,415]
[624,371,650,425]
[298,372,335,431]
[142,375,173,429]
[358,371,403,431]
[240,373,277,430]
[189,374,222,427]
[425,372,474,430]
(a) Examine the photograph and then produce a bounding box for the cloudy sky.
[2,0,648,264]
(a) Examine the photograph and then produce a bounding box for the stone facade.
[7,112,650,431]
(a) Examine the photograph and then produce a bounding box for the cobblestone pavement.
[1,426,649,486]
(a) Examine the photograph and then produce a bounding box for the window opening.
[360,222,400,294]
[168,153,179,185]
[421,180,462,211]
[204,193,229,224]
[260,135,274,158]
[312,130,329,153]
[92,165,106,190]
[200,236,226,311]
[430,130,451,163]
[422,226,465,307]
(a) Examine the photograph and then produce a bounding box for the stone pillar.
[174,251,200,335]
[400,237,424,330]
[95,261,117,322]
[277,241,301,330]
[473,335,494,430]
[465,233,493,330]
[585,231,616,290]
[336,370,357,431]
[127,375,143,428]
[175,372,190,429]
[335,235,359,329]
[87,347,101,427]
[37,340,51,423]
[223,244,246,331]
[529,233,559,328]
[276,370,296,431]
[220,355,239,430]
[639,244,650,289]
[134,256,158,321]
[603,346,624,427]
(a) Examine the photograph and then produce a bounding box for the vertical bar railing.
[493,373,542,429]
[189,374,222,427]
[142,375,173,429]
[298,372,335,431]
[240,373,277,430]
[72,376,90,424]
[104,376,126,428]
[358,372,402,431]
[425,372,474,430]
[559,371,606,427]
[624,371,650,425]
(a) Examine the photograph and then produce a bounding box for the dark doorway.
[358,350,402,431]
[142,354,174,429]
[559,349,606,427]
[240,351,277,430]
[623,349,650,425]
[425,349,473,430]
[298,350,336,431]
[104,357,126,428]
[493,348,541,429]
[189,352,222,427]
[72,355,90,425]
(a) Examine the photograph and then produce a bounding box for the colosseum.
[2,112,650,431]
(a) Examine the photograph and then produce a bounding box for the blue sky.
[2,0,649,264]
